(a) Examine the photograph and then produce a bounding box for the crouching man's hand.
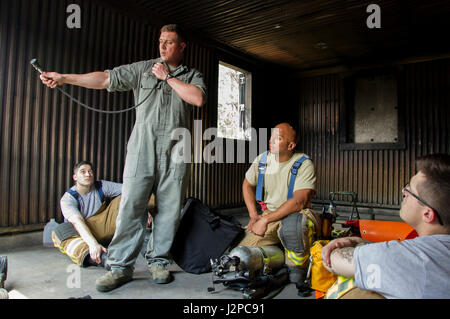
[249,215,270,236]
[89,242,107,264]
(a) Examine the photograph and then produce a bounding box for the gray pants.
[107,167,189,275]
[106,124,189,276]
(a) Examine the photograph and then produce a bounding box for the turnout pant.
[52,196,121,266]
[238,208,322,281]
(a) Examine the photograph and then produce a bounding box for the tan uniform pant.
[238,209,320,270]
[52,196,121,266]
[238,211,283,247]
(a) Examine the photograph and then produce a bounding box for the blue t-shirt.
[354,234,450,299]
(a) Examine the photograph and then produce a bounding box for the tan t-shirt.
[245,152,316,211]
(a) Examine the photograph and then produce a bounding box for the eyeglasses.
[402,183,444,226]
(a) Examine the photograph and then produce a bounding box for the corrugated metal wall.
[298,58,450,210]
[2,0,449,232]
[0,0,249,232]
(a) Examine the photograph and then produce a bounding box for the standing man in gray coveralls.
[40,24,206,291]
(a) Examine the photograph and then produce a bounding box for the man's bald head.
[274,123,297,145]
[269,123,298,157]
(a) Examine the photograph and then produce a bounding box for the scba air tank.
[228,245,284,274]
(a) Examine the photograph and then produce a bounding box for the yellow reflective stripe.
[337,276,353,291]
[285,249,308,266]
[65,238,84,257]
[325,276,355,299]
[325,284,339,299]
[324,286,338,299]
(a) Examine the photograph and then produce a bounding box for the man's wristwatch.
[165,73,174,81]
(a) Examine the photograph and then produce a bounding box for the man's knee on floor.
[279,211,317,283]
[279,212,305,253]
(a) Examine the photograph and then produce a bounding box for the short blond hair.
[160,24,187,43]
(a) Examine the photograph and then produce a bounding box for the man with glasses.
[321,153,450,298]
[40,24,206,291]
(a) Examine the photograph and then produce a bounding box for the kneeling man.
[238,123,321,285]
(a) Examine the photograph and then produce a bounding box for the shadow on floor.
[0,228,312,300]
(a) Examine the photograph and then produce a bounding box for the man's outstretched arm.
[40,71,110,89]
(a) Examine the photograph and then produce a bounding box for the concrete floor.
[0,213,310,300]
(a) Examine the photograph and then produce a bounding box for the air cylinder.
[228,245,284,274]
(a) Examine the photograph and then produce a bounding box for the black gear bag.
[171,198,245,274]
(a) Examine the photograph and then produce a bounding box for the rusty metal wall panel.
[0,0,136,230]
[0,0,247,232]
[298,59,450,210]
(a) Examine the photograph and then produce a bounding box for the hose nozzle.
[30,58,43,73]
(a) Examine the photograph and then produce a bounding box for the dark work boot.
[95,270,132,292]
[287,266,307,284]
[0,256,8,299]
[0,256,7,289]
[148,262,172,284]
[288,267,313,297]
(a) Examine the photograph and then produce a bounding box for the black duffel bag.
[171,197,245,274]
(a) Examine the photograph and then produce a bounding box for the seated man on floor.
[52,161,123,267]
[321,153,450,299]
[237,122,321,286]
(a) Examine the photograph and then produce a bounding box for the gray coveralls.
[104,58,206,276]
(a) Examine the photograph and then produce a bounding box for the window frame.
[339,67,406,151]
[217,60,253,141]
